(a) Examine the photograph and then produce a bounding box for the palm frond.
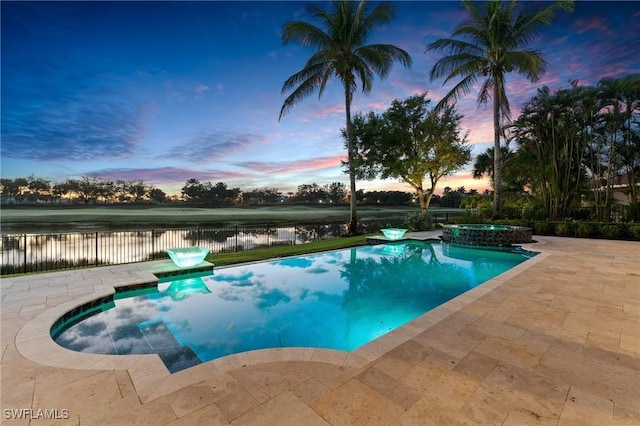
[279,70,325,120]
[512,1,573,47]
[429,53,485,83]
[281,60,325,95]
[282,21,332,50]
[477,77,494,105]
[504,50,547,82]
[435,73,479,111]
[280,0,411,121]
[357,44,412,77]
[426,37,484,57]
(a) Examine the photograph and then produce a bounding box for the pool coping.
[11,234,549,403]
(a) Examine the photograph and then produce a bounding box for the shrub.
[522,207,547,221]
[405,212,432,231]
[628,225,640,240]
[451,214,486,225]
[500,205,521,219]
[625,203,640,222]
[576,222,598,238]
[557,221,577,237]
[477,207,493,219]
[533,221,556,235]
[599,223,628,239]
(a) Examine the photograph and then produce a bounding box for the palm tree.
[426,0,572,217]
[279,0,412,234]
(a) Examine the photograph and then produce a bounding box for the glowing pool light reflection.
[166,247,210,267]
[161,277,212,301]
[381,228,408,240]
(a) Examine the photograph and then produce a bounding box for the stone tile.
[311,378,404,425]
[459,316,526,341]
[556,385,614,425]
[423,345,462,369]
[413,325,480,361]
[539,345,638,394]
[290,376,330,405]
[371,355,415,381]
[357,367,422,410]
[1,342,24,364]
[229,362,311,403]
[457,384,511,424]
[392,395,467,425]
[165,402,229,425]
[384,339,432,365]
[163,383,220,418]
[78,394,177,426]
[582,340,639,372]
[483,363,568,421]
[1,305,22,319]
[399,359,479,410]
[474,336,545,370]
[614,387,640,424]
[0,374,35,408]
[33,367,105,393]
[453,350,499,383]
[503,408,559,425]
[620,333,640,356]
[301,361,355,389]
[212,381,260,422]
[232,391,329,426]
[200,371,242,401]
[32,371,124,417]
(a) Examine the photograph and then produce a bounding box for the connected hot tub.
[442,224,532,247]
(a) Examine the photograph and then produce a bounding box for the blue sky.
[2,1,639,197]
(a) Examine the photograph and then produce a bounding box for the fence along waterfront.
[0,224,347,275]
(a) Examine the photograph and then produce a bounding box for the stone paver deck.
[1,235,639,425]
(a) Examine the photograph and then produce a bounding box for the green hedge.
[449,215,640,241]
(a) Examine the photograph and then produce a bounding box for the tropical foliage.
[493,75,640,222]
[427,0,573,217]
[279,0,412,234]
[348,94,471,213]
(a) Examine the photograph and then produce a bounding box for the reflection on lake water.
[54,241,533,373]
[1,224,353,271]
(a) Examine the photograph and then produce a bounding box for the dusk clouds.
[2,1,638,195]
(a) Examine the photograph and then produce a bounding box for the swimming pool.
[53,240,535,373]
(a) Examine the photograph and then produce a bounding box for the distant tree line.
[1,174,482,208]
[0,175,168,205]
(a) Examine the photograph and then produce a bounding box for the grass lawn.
[1,205,464,232]
[207,234,370,266]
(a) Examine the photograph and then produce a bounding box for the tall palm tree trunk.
[344,86,358,234]
[493,81,502,218]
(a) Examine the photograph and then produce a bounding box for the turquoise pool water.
[53,241,535,372]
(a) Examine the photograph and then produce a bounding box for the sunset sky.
[2,1,639,197]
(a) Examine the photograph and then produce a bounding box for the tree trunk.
[416,187,427,213]
[492,78,502,218]
[344,86,358,235]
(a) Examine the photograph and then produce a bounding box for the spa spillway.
[442,224,532,247]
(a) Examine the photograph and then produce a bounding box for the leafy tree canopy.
[348,93,471,213]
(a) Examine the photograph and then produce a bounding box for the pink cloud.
[312,103,345,119]
[93,167,253,186]
[236,154,346,175]
[571,16,615,37]
[551,36,569,45]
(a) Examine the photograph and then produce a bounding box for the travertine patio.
[1,235,638,425]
